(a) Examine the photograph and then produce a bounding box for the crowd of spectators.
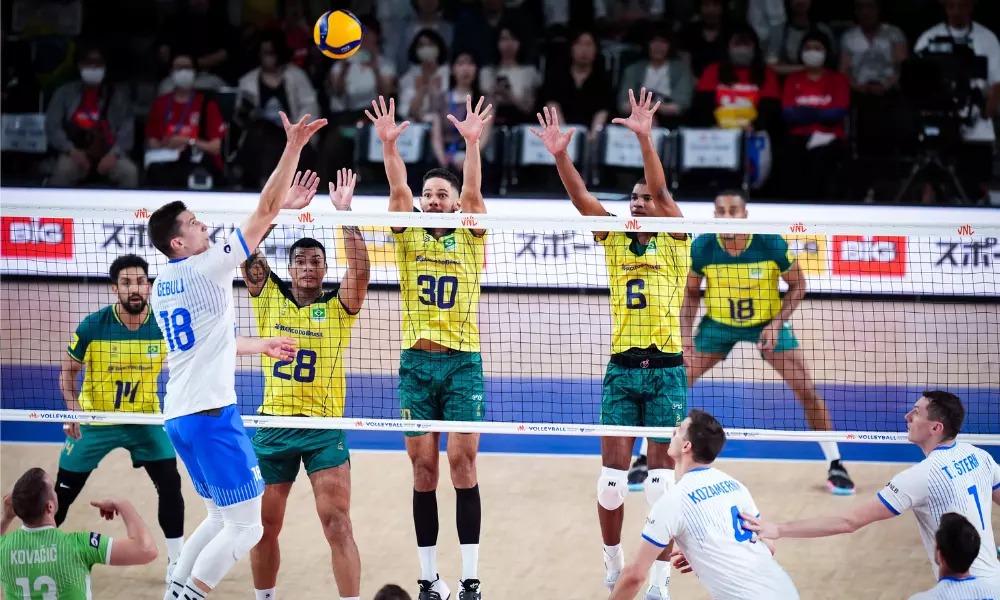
[1,0,998,203]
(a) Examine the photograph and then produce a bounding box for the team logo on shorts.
[311,307,327,322]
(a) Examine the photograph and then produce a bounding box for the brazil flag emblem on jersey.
[442,236,457,251]
[311,306,327,322]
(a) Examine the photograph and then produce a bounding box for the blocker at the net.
[1,196,998,446]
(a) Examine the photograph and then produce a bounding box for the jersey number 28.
[15,576,57,599]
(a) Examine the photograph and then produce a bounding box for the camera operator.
[914,0,1000,203]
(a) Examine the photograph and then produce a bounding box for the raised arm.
[365,96,413,214]
[242,113,327,253]
[241,171,320,296]
[612,88,682,219]
[529,107,606,218]
[329,168,370,314]
[91,499,158,566]
[447,95,493,217]
[1,494,15,535]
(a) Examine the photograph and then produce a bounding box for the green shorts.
[602,361,687,444]
[694,317,800,355]
[59,424,176,473]
[252,427,349,485]
[399,349,485,437]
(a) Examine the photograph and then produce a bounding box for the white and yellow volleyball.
[314,10,363,60]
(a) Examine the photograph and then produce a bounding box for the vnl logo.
[625,219,641,231]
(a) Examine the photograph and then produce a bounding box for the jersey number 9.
[417,275,458,309]
[273,349,317,383]
[625,279,647,310]
[158,308,195,351]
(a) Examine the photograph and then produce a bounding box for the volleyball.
[314,10,363,60]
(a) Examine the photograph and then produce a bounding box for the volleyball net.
[1,192,998,444]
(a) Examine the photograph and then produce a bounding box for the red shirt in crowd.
[781,70,850,139]
[70,88,115,147]
[146,92,226,169]
[696,63,780,129]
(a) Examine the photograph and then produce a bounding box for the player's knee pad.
[220,496,263,558]
[144,459,182,494]
[54,469,91,525]
[597,467,629,511]
[645,469,675,507]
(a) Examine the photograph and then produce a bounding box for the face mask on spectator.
[729,47,753,67]
[172,68,196,88]
[80,67,105,85]
[801,49,826,68]
[417,45,439,63]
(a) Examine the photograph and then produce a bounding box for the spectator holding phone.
[479,23,540,126]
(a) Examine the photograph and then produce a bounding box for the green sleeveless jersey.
[0,526,111,599]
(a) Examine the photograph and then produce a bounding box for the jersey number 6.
[273,349,318,383]
[625,279,647,310]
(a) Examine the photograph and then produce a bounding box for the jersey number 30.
[273,349,317,383]
[15,576,56,599]
[417,275,458,309]
[158,308,195,351]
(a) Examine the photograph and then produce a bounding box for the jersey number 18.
[158,308,195,351]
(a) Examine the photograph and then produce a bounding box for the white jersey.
[151,228,251,419]
[878,442,1000,580]
[909,575,1000,600]
[642,467,799,600]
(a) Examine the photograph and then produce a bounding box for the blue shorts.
[165,404,264,507]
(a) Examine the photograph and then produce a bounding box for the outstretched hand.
[329,168,358,211]
[261,337,297,361]
[447,95,493,144]
[611,88,661,137]
[528,106,576,156]
[283,170,320,209]
[739,513,779,541]
[365,96,410,144]
[280,112,327,148]
[90,499,122,521]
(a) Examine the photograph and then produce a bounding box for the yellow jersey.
[393,228,486,352]
[250,273,358,417]
[600,231,691,355]
[66,305,165,413]
[691,234,794,327]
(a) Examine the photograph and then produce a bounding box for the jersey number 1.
[158,308,195,351]
[15,576,57,599]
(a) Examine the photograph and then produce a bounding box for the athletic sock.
[604,544,623,572]
[165,537,184,564]
[254,589,276,600]
[182,580,206,600]
[652,559,671,588]
[819,441,840,463]
[639,437,649,457]
[456,485,482,580]
[417,546,438,582]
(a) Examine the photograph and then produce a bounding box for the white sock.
[182,579,207,600]
[254,589,276,600]
[603,544,624,572]
[639,438,648,457]
[460,543,479,580]
[340,597,360,600]
[165,537,184,564]
[652,559,671,588]
[819,441,841,463]
[418,546,437,581]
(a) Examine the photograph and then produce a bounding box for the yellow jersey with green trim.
[250,273,358,418]
[393,228,486,352]
[66,305,165,414]
[691,234,794,327]
[600,231,691,355]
